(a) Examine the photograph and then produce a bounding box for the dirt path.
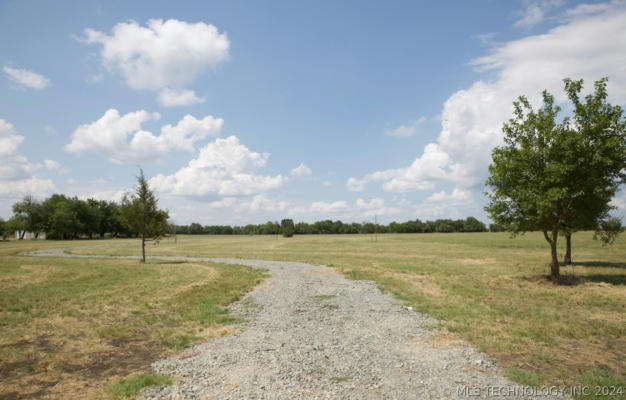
[26,248,563,399]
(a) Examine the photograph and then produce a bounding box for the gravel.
[26,249,564,399]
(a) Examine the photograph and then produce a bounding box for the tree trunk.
[543,229,560,283]
[564,234,572,265]
[19,230,25,240]
[141,233,146,263]
[549,229,560,283]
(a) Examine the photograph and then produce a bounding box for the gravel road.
[26,248,563,399]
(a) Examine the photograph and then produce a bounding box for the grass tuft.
[110,373,172,399]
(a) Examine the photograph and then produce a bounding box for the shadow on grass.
[575,261,626,269]
[522,273,626,286]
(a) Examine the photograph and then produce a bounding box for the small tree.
[120,169,169,263]
[281,219,295,237]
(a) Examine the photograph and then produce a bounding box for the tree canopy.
[485,78,626,282]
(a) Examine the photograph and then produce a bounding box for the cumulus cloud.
[150,135,284,197]
[346,143,450,192]
[0,118,54,200]
[291,163,312,177]
[384,117,427,137]
[83,19,229,106]
[3,66,50,90]
[65,109,223,162]
[348,2,626,194]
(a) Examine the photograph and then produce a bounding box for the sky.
[1,0,626,225]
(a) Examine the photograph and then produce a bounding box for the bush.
[281,219,295,237]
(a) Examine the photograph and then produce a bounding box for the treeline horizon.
[173,216,492,235]
[0,193,496,240]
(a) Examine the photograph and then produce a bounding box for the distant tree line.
[171,216,488,235]
[0,194,490,240]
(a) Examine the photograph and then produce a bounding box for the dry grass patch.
[0,241,267,399]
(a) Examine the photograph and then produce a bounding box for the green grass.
[330,375,351,383]
[312,294,336,301]
[110,373,172,399]
[65,232,625,398]
[0,239,267,399]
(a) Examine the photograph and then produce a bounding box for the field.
[0,240,267,399]
[1,232,625,399]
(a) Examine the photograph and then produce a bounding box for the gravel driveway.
[26,249,563,399]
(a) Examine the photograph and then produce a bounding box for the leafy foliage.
[281,219,295,237]
[485,78,626,282]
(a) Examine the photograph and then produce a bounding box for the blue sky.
[1,0,625,224]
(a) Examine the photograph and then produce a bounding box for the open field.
[0,240,267,399]
[65,232,626,398]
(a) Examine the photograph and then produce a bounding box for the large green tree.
[485,78,626,282]
[120,169,169,262]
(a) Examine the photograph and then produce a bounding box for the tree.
[0,217,6,240]
[12,196,44,238]
[42,194,81,239]
[120,169,169,263]
[281,219,295,237]
[559,78,626,264]
[463,217,487,232]
[485,78,626,282]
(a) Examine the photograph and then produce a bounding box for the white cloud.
[291,162,312,177]
[514,0,564,28]
[207,197,237,209]
[65,109,222,162]
[44,160,69,175]
[310,201,348,214]
[565,2,613,18]
[150,135,284,197]
[238,195,288,213]
[158,88,205,107]
[385,117,426,137]
[426,188,472,203]
[348,2,626,194]
[355,197,402,217]
[84,19,229,106]
[85,73,104,84]
[287,197,402,220]
[414,189,475,220]
[0,118,54,201]
[346,143,450,192]
[3,66,50,90]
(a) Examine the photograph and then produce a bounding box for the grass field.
[0,240,267,399]
[65,232,626,399]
